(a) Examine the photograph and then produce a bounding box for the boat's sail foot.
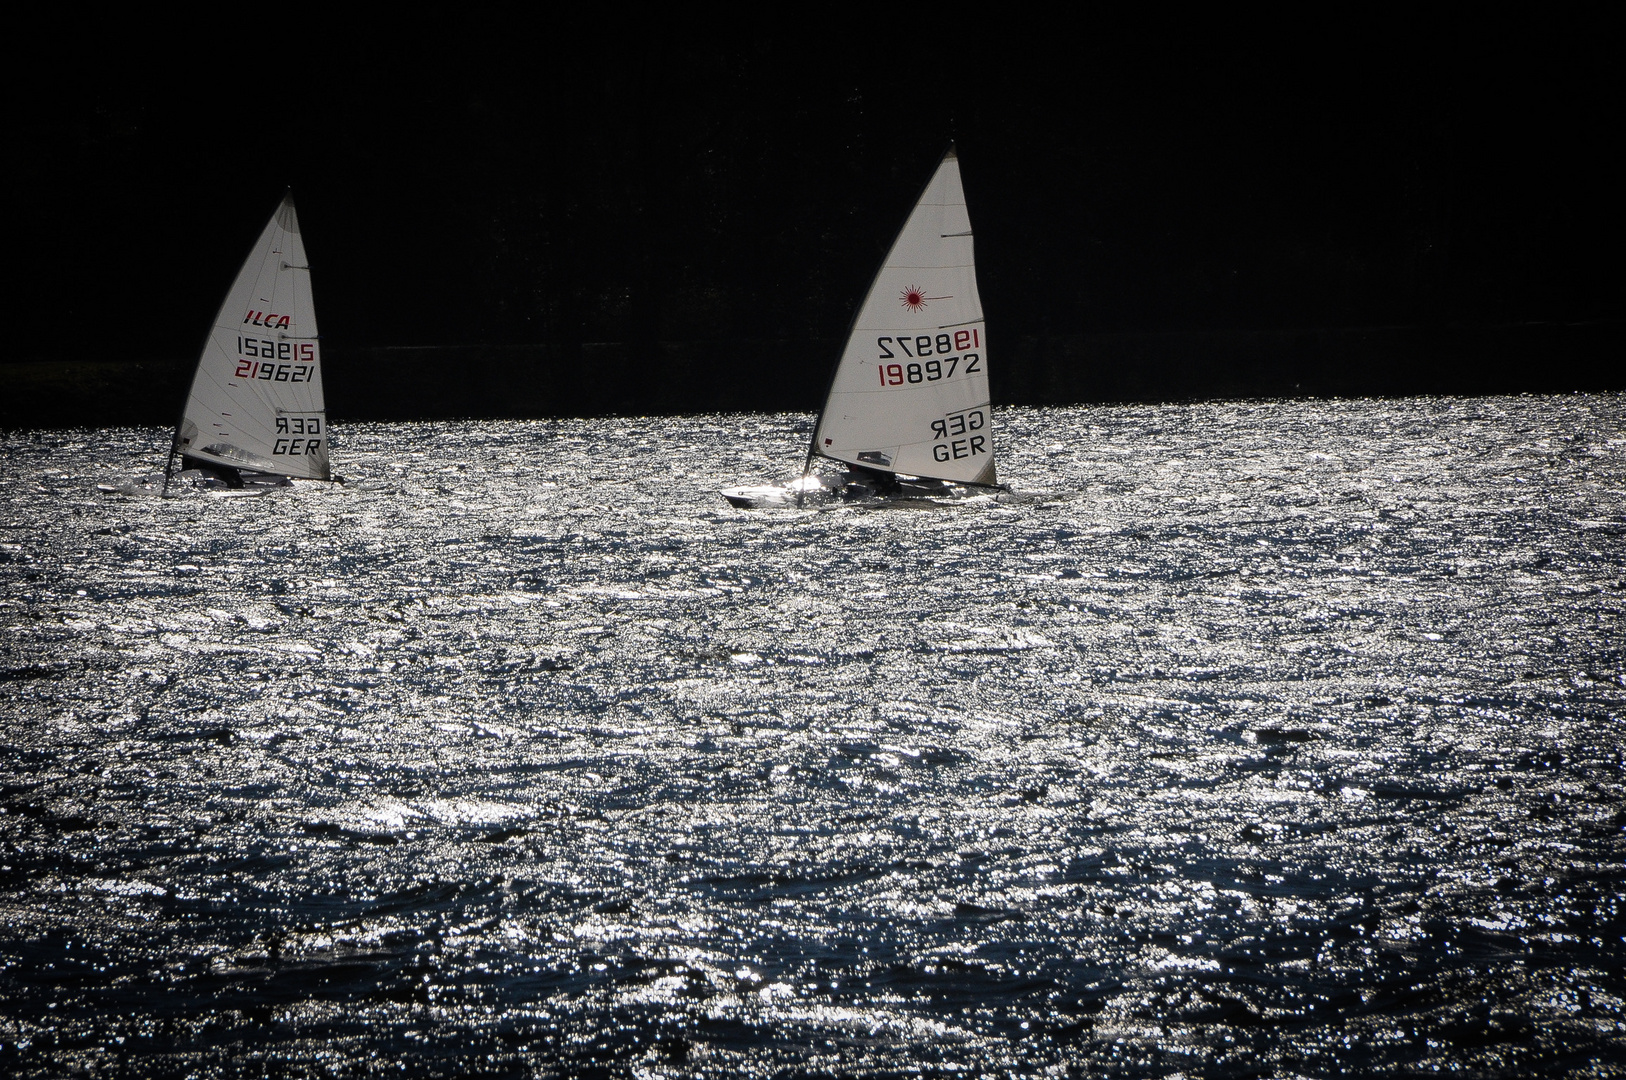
[168,192,329,492]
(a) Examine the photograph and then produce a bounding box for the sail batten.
[175,194,329,482]
[811,149,995,486]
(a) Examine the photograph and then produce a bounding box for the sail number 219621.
[876,329,982,387]
[233,337,317,384]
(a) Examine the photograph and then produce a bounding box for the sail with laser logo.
[172,192,329,482]
[810,146,995,486]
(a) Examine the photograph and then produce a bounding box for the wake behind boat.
[163,192,331,493]
[722,145,999,509]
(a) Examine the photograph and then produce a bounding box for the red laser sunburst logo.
[900,285,951,312]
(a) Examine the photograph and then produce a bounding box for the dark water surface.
[2,398,1624,1077]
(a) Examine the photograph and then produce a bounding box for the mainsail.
[810,147,995,486]
[173,193,329,481]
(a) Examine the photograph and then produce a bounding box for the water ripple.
[1,397,1623,1075]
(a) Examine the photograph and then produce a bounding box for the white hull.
[721,472,997,509]
[100,469,287,497]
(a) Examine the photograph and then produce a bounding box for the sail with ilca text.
[175,193,329,480]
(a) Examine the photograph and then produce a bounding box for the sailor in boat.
[178,453,247,489]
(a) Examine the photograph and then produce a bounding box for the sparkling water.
[2,397,1623,1075]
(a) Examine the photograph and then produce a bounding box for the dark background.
[6,14,1621,428]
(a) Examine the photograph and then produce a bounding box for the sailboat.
[164,192,330,493]
[722,145,996,509]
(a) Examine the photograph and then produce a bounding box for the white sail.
[811,147,995,485]
[175,193,329,480]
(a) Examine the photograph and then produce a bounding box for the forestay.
[176,194,329,480]
[811,147,995,485]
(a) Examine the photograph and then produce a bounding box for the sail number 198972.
[875,328,982,387]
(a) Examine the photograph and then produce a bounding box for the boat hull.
[721,473,995,509]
